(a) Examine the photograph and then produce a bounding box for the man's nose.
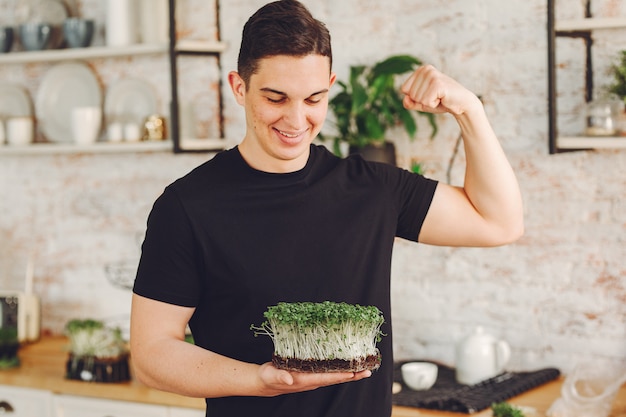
[284,102,306,127]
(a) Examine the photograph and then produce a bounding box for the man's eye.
[267,97,285,103]
[306,99,321,104]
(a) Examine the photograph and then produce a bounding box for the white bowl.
[401,362,438,391]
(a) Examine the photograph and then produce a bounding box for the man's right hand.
[257,362,372,397]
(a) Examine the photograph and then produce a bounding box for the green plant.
[251,301,385,361]
[491,402,525,417]
[321,54,438,156]
[65,319,128,358]
[609,50,626,106]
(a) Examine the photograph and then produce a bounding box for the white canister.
[71,106,102,145]
[7,116,34,146]
[106,0,138,47]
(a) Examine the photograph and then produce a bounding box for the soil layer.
[272,351,381,373]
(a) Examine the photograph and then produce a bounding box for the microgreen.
[491,402,525,417]
[65,319,128,358]
[251,301,385,361]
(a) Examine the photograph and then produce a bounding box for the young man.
[130,1,523,416]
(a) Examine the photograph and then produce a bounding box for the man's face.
[229,54,336,173]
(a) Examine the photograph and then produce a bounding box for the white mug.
[7,116,34,146]
[72,106,102,145]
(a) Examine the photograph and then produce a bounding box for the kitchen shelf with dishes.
[1,0,229,155]
[0,40,229,155]
[547,0,626,153]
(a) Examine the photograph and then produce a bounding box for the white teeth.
[278,129,299,138]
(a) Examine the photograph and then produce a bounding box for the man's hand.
[400,64,481,117]
[257,362,372,397]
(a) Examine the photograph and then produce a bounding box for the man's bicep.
[417,183,490,246]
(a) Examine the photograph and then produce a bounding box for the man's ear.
[228,71,246,105]
[329,72,337,88]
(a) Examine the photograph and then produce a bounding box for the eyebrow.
[260,87,329,97]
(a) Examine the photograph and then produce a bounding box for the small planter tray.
[65,353,130,383]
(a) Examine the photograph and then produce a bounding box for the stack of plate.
[0,83,33,119]
[36,61,102,143]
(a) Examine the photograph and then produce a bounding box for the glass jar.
[585,97,622,136]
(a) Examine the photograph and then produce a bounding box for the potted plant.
[609,50,626,135]
[321,54,438,165]
[64,319,130,383]
[609,50,626,107]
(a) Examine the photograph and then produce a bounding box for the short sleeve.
[133,186,202,307]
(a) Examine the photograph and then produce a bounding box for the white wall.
[0,0,624,374]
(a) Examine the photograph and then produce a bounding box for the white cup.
[401,362,438,391]
[123,122,141,142]
[107,122,124,142]
[7,116,34,146]
[71,106,102,145]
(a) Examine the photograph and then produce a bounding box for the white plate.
[36,61,102,143]
[105,78,158,125]
[0,83,33,118]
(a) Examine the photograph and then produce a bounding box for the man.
[130,1,523,416]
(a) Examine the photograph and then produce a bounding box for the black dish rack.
[393,360,560,413]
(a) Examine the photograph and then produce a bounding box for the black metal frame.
[547,0,594,154]
[168,0,225,153]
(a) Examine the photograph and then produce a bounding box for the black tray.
[393,360,560,413]
[66,353,131,383]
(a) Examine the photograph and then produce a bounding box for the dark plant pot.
[66,353,131,383]
[0,342,20,369]
[349,141,397,166]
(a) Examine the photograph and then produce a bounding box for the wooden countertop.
[2,337,625,416]
[0,337,205,409]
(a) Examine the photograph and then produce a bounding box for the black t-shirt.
[134,144,438,417]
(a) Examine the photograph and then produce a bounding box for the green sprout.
[64,319,128,359]
[251,301,385,361]
[491,402,525,417]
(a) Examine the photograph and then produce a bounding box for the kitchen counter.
[0,337,205,409]
[2,337,625,416]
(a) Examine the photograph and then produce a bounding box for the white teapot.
[455,326,511,385]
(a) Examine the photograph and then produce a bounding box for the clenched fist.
[401,64,481,117]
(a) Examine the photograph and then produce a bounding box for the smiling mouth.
[276,128,306,139]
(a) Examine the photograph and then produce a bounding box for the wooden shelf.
[0,44,169,64]
[177,138,228,152]
[557,135,626,149]
[174,40,228,54]
[556,17,626,32]
[0,140,173,155]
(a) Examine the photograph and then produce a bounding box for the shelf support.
[547,0,598,154]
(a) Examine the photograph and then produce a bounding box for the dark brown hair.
[237,0,332,86]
